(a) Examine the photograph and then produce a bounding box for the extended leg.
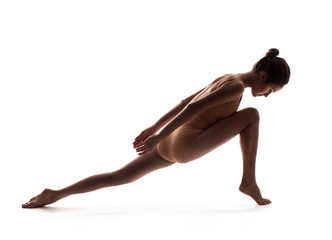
[22,148,174,208]
[182,107,271,205]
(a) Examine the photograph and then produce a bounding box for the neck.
[236,71,257,88]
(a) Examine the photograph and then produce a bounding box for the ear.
[259,72,268,82]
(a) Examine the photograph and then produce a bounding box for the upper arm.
[180,87,205,104]
[188,80,244,111]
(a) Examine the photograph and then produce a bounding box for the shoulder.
[212,75,244,95]
[222,79,245,94]
[188,75,244,110]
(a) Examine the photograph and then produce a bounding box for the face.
[251,72,284,97]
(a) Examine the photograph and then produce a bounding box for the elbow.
[186,102,209,116]
[186,103,198,114]
[180,98,191,106]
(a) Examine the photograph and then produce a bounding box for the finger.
[133,137,142,144]
[136,144,150,153]
[133,140,143,148]
[135,145,145,152]
[138,149,150,155]
[136,131,145,138]
[137,148,144,155]
[134,136,147,144]
[134,133,145,142]
[137,146,148,153]
[136,139,145,146]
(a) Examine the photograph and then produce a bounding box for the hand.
[134,134,162,155]
[133,126,156,149]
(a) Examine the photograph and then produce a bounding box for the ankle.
[54,189,67,201]
[240,177,256,187]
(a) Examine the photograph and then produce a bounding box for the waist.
[186,107,240,129]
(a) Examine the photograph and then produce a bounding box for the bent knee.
[241,107,260,122]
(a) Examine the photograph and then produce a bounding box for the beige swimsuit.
[156,80,242,163]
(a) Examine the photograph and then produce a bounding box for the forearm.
[157,104,195,139]
[152,88,205,132]
[152,100,189,132]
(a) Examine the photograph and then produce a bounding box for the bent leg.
[22,148,174,208]
[182,108,260,163]
[182,107,271,205]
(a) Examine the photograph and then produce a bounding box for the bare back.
[189,74,243,110]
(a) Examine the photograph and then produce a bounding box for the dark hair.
[252,48,290,85]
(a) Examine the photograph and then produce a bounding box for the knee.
[242,107,260,123]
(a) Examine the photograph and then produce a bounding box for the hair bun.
[266,48,279,58]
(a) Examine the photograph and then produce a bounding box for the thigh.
[115,148,175,182]
[182,108,259,163]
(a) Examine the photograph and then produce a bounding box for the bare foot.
[22,188,58,208]
[239,182,271,205]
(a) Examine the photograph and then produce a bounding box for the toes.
[263,198,272,204]
[22,201,35,208]
[257,198,272,205]
[259,198,272,205]
[29,194,41,201]
[22,197,40,208]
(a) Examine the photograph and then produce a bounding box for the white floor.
[4,165,332,240]
[5,199,331,240]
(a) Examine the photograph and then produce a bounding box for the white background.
[1,0,331,239]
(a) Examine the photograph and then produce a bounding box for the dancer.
[22,48,290,208]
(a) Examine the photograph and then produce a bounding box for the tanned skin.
[22,70,284,208]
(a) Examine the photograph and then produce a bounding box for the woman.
[22,48,290,208]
